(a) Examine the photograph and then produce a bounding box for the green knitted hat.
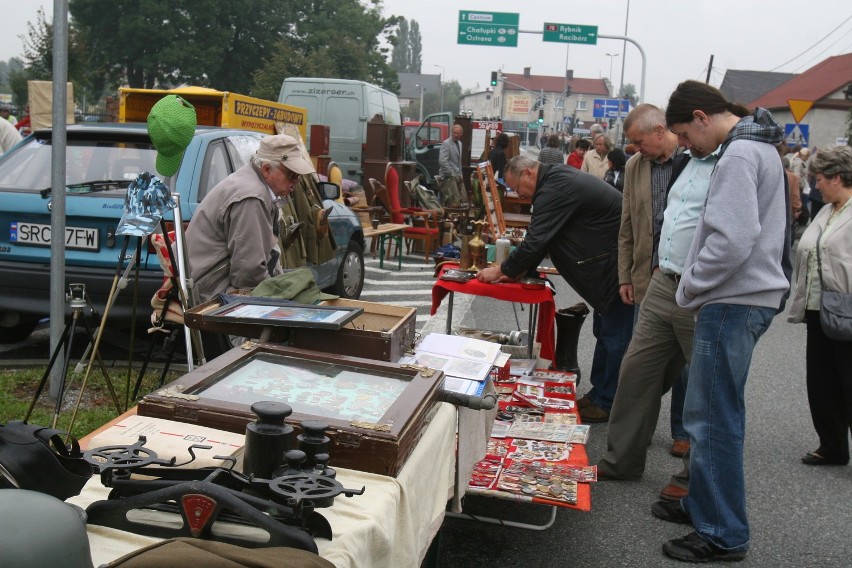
[147,95,197,177]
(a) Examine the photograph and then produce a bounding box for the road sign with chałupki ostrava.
[458,11,519,47]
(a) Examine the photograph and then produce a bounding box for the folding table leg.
[445,291,454,334]
[445,505,557,531]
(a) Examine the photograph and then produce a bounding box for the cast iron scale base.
[82,436,364,552]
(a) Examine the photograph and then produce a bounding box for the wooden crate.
[291,299,416,362]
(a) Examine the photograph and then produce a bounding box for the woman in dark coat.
[489,132,509,179]
[604,148,627,192]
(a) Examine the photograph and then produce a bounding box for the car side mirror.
[317,181,340,201]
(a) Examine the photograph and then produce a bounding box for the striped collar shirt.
[650,149,676,224]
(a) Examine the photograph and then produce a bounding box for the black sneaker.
[651,499,692,524]
[663,532,747,563]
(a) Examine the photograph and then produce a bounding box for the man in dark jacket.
[476,156,633,422]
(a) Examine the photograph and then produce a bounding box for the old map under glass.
[191,353,410,422]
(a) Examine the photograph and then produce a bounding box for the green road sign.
[542,22,598,45]
[458,10,519,47]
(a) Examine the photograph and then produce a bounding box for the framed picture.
[138,344,445,477]
[203,297,362,330]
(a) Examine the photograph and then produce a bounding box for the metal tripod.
[24,284,123,430]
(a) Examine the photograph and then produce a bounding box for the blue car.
[0,124,365,343]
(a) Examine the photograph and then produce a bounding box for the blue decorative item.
[116,172,176,237]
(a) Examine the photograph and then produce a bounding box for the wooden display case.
[138,344,444,477]
[290,298,416,362]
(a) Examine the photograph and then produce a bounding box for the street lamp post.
[433,64,445,112]
[606,53,620,96]
[415,84,425,122]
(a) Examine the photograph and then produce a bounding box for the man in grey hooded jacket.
[651,80,790,564]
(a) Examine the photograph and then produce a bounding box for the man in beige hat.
[186,134,315,302]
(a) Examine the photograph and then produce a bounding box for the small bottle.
[495,236,511,265]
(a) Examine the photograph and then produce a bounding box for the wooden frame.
[204,297,363,330]
[475,160,505,237]
[138,344,445,476]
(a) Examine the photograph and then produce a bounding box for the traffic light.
[565,84,573,97]
[490,71,498,86]
[538,109,544,124]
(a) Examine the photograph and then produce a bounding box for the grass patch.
[0,365,182,439]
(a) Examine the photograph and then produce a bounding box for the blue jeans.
[682,303,776,552]
[586,300,634,412]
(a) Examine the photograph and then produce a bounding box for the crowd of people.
[4,77,847,564]
[476,80,850,563]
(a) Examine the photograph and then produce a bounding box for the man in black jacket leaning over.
[476,156,633,422]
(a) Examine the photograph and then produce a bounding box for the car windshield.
[0,136,159,195]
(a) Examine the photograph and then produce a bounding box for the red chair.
[371,165,440,263]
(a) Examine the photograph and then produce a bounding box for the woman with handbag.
[787,144,852,466]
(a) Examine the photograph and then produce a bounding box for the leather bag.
[816,230,852,341]
[0,420,93,500]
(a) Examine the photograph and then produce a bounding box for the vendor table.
[430,263,556,361]
[363,223,407,270]
[448,383,592,531]
[70,402,460,568]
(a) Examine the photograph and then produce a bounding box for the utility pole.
[705,54,714,84]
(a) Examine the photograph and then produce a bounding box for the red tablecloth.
[430,264,556,361]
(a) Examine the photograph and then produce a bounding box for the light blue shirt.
[658,149,718,275]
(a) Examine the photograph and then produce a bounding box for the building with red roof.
[746,53,852,149]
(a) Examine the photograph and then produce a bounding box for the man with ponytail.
[650,80,790,563]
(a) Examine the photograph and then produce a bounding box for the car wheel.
[333,240,364,299]
[0,312,40,344]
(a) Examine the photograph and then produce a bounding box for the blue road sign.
[592,98,631,119]
[784,123,809,147]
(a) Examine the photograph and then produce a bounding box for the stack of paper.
[410,333,503,396]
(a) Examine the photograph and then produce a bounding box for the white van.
[278,78,402,182]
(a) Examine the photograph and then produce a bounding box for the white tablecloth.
[69,402,460,568]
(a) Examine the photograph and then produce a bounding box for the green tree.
[251,0,398,99]
[390,17,421,74]
[13,7,101,108]
[618,83,638,106]
[390,18,410,73]
[0,58,25,100]
[407,21,422,74]
[69,0,291,92]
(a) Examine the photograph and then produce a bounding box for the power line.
[769,13,852,71]
[792,30,852,72]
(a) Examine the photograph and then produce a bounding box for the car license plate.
[10,222,100,251]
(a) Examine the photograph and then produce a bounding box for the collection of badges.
[468,371,596,505]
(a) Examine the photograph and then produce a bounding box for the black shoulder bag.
[0,421,93,500]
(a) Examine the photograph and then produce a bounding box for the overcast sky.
[3,1,851,107]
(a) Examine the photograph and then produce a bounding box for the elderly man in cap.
[186,134,315,302]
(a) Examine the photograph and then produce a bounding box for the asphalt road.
[426,277,852,568]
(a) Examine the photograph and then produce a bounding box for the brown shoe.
[670,439,690,457]
[576,395,593,409]
[659,483,688,502]
[579,402,609,423]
